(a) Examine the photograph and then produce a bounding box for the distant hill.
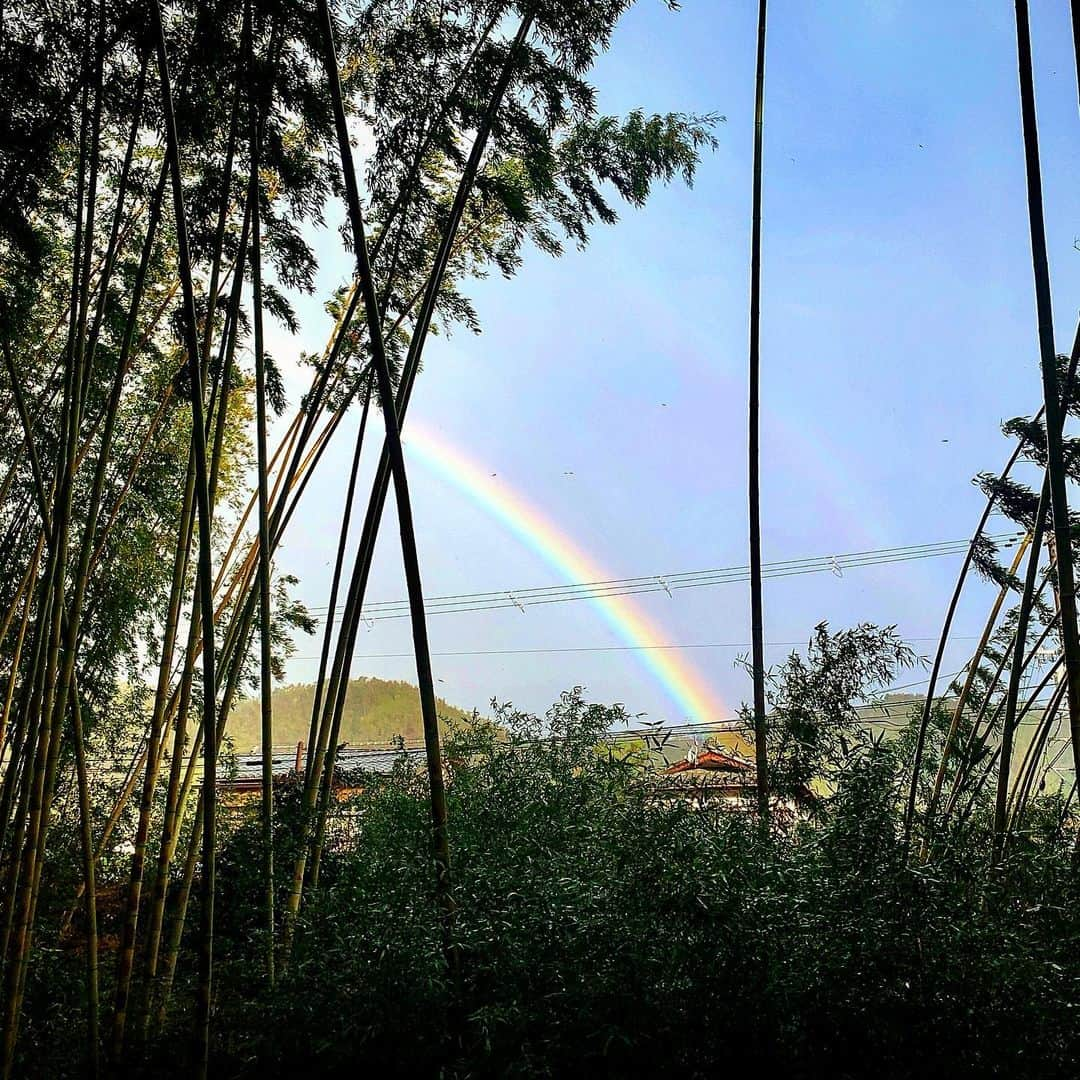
[226,677,475,752]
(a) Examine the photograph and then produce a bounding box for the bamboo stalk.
[0,331,54,540]
[1,21,99,1062]
[0,582,52,883]
[1071,0,1080,110]
[1012,0,1080,785]
[994,481,1049,862]
[137,180,255,1043]
[903,429,1037,850]
[0,538,43,754]
[149,6,220,1072]
[59,737,149,937]
[299,19,535,939]
[942,601,1056,820]
[70,682,99,1079]
[747,0,770,821]
[1007,677,1066,836]
[314,0,460,966]
[248,22,276,983]
[109,453,197,1062]
[923,535,1032,838]
[956,656,1064,826]
[305,375,373,782]
[152,585,259,1031]
[303,390,374,900]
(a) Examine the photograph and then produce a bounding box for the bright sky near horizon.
[266,1,1080,726]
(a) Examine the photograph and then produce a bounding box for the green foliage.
[741,621,917,804]
[11,2,1077,1077]
[226,675,474,749]
[158,689,1080,1078]
[11,682,1080,1077]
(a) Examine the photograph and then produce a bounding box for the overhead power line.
[292,635,987,663]
[297,532,1024,624]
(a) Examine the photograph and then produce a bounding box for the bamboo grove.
[1,0,1080,1075]
[745,2,1080,860]
[0,0,717,1073]
[898,0,1080,863]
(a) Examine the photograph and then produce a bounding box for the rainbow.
[404,423,728,723]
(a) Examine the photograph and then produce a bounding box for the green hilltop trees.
[227,678,472,750]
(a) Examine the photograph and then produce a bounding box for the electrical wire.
[295,532,1023,624]
[291,635,988,662]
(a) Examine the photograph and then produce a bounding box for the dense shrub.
[188,690,1080,1079]
[16,686,1080,1077]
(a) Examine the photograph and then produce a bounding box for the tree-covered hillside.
[227,678,474,751]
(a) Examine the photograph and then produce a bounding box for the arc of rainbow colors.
[404,423,728,723]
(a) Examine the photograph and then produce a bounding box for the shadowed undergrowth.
[23,689,1080,1079]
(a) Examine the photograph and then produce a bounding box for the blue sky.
[268,1,1080,724]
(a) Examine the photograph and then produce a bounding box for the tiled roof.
[663,748,755,776]
[221,744,427,788]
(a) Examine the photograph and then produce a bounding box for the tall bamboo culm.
[747,0,770,821]
[149,4,221,1074]
[312,0,457,966]
[1012,0,1080,784]
[248,11,276,984]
